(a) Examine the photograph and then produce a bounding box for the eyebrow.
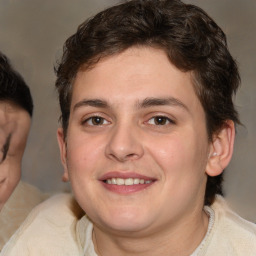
[73,99,109,110]
[73,97,188,112]
[0,134,11,164]
[137,97,189,111]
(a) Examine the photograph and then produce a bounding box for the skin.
[58,47,235,255]
[0,101,31,210]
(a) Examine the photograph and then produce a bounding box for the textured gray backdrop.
[0,0,255,222]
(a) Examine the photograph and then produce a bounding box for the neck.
[92,209,209,256]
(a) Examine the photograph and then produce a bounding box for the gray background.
[0,0,255,222]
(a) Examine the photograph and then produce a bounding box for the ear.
[57,128,69,182]
[206,120,235,177]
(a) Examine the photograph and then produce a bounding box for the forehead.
[0,100,25,113]
[0,100,31,127]
[71,47,203,114]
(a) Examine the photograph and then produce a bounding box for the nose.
[105,123,144,162]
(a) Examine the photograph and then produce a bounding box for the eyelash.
[146,115,175,126]
[82,115,110,126]
[81,114,175,127]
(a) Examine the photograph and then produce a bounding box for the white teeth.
[105,178,153,185]
[134,178,140,184]
[116,178,125,185]
[125,178,133,186]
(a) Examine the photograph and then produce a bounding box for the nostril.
[127,153,135,157]
[105,129,144,162]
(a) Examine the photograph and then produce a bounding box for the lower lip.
[101,181,155,194]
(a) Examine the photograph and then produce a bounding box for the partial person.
[0,52,46,250]
[2,0,256,255]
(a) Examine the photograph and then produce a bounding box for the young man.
[0,52,46,250]
[2,0,256,255]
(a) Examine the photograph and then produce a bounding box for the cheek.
[66,135,105,176]
[147,134,193,170]
[147,131,208,179]
[0,167,20,206]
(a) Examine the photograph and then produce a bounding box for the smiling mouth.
[104,177,153,186]
[100,172,156,194]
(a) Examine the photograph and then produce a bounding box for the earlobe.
[206,120,235,177]
[57,128,69,182]
[62,172,69,182]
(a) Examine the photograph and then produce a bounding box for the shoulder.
[0,181,47,251]
[204,196,256,255]
[212,196,256,235]
[1,193,85,256]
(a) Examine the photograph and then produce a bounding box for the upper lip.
[99,171,156,181]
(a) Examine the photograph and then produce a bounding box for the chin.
[95,207,153,233]
[103,219,149,233]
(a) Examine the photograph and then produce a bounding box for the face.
[58,47,214,235]
[0,101,31,210]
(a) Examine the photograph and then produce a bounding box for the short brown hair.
[55,0,240,205]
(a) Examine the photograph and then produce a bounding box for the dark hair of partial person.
[0,52,33,117]
[55,0,241,205]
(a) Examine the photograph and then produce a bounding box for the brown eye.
[91,117,104,125]
[147,116,173,126]
[83,116,109,126]
[154,116,168,125]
